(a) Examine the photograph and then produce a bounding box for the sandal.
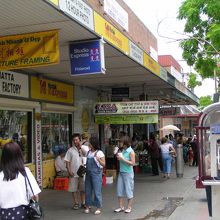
[72,203,79,210]
[124,208,132,213]
[114,207,124,213]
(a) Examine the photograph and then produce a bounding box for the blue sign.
[69,40,105,75]
[211,124,220,134]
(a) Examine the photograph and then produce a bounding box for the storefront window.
[0,110,31,163]
[41,112,70,160]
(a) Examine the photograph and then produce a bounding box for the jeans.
[162,153,172,174]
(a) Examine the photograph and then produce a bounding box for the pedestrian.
[114,136,135,214]
[188,146,194,166]
[160,137,175,179]
[191,135,198,166]
[55,148,68,177]
[81,132,89,146]
[149,135,163,175]
[65,133,89,210]
[84,136,105,215]
[0,142,41,220]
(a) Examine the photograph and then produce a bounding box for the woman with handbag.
[0,142,41,220]
[84,136,105,215]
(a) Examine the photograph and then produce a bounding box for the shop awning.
[0,0,199,105]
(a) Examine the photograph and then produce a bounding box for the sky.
[123,0,215,98]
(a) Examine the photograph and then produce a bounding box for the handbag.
[77,165,86,177]
[169,147,176,158]
[25,173,43,219]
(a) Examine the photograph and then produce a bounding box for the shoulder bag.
[25,173,43,219]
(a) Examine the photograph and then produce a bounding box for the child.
[188,146,194,166]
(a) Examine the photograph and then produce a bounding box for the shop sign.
[69,40,105,75]
[0,71,29,98]
[104,0,128,31]
[47,0,59,6]
[211,124,220,134]
[144,53,160,76]
[35,111,42,188]
[94,101,159,115]
[94,12,129,54]
[59,0,94,31]
[160,67,168,82]
[129,41,143,65]
[95,114,158,124]
[0,30,59,70]
[159,106,180,116]
[31,76,74,104]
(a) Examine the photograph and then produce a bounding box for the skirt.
[1,205,30,220]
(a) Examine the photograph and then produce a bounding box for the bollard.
[176,144,184,177]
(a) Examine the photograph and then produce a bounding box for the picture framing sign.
[94,101,159,115]
[69,40,105,75]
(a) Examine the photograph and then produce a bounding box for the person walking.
[114,136,135,214]
[84,136,105,215]
[65,133,89,210]
[149,135,163,175]
[160,137,175,179]
[0,142,41,220]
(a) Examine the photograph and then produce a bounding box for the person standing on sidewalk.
[84,136,105,215]
[114,136,135,214]
[65,133,89,210]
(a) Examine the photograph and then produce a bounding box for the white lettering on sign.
[0,71,28,98]
[59,0,94,31]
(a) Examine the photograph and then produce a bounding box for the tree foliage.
[199,95,213,110]
[178,0,220,80]
[187,72,202,89]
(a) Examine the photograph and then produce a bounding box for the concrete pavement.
[40,165,209,220]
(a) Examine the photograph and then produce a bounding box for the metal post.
[176,144,184,177]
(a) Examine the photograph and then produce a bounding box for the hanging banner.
[69,40,105,75]
[94,101,159,115]
[95,114,158,124]
[144,53,160,76]
[31,76,74,104]
[0,71,29,98]
[94,12,129,54]
[59,0,94,31]
[0,30,59,70]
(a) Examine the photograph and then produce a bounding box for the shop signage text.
[0,71,29,98]
[129,41,143,65]
[31,76,74,104]
[94,12,129,54]
[94,101,159,115]
[59,0,94,31]
[69,40,105,75]
[104,0,128,31]
[0,30,59,70]
[95,114,158,124]
[144,53,160,76]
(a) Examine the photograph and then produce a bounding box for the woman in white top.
[160,137,175,179]
[84,136,105,215]
[0,142,41,220]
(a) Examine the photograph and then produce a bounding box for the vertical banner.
[0,30,59,70]
[35,108,42,188]
[69,40,105,75]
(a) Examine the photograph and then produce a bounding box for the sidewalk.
[40,166,209,220]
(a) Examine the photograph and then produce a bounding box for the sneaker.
[72,204,79,210]
[94,209,101,215]
[114,207,124,213]
[124,208,132,213]
[84,208,90,214]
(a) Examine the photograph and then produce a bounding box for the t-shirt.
[160,142,173,154]
[55,155,67,172]
[87,150,105,168]
[0,167,41,209]
[120,146,134,173]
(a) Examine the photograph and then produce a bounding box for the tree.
[187,72,202,90]
[178,0,220,89]
[199,95,213,110]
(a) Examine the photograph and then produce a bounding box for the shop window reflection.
[0,110,30,163]
[41,112,69,160]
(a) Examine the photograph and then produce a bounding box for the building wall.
[86,0,158,55]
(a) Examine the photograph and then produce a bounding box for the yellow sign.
[94,12,129,54]
[0,30,59,70]
[144,53,160,76]
[48,0,58,6]
[95,114,158,124]
[31,76,74,104]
